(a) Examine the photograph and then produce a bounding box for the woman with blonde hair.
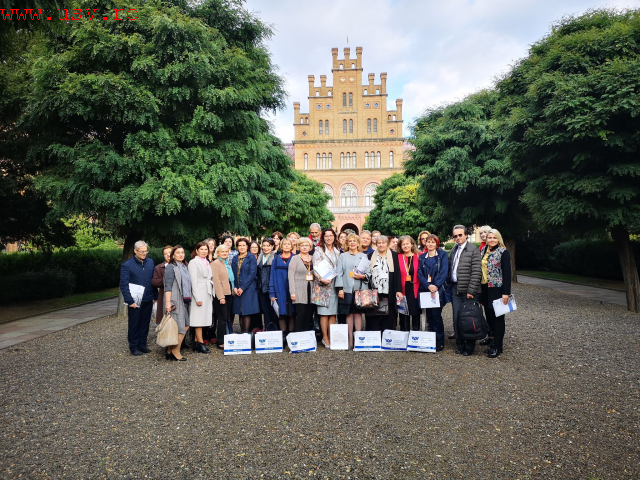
[270,237,296,335]
[417,231,431,253]
[480,228,511,358]
[288,237,316,331]
[335,234,369,348]
[477,225,492,251]
[287,232,300,255]
[211,244,234,349]
[398,235,421,331]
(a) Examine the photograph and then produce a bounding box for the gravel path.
[1,283,639,479]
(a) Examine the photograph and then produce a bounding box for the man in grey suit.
[449,225,481,356]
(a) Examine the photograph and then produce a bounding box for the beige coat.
[211,259,232,300]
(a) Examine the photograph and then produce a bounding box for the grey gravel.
[1,283,639,479]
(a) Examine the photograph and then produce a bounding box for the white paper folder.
[492,295,517,316]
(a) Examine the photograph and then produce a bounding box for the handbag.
[311,282,331,307]
[155,313,179,347]
[354,289,379,309]
[338,292,354,315]
[370,296,389,315]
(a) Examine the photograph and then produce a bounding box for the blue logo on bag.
[412,336,419,341]
[358,337,365,342]
[291,342,298,346]
[259,339,266,344]
[228,340,234,345]
[385,338,392,343]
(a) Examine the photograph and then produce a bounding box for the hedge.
[0,247,165,304]
[552,239,640,280]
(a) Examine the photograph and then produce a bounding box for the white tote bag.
[224,333,252,355]
[329,324,349,350]
[286,331,317,353]
[255,331,283,354]
[353,331,382,351]
[407,330,436,353]
[382,329,409,351]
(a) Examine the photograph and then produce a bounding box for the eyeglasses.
[453,234,464,239]
[137,250,149,254]
[420,237,427,241]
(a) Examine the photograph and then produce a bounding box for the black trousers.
[127,301,153,352]
[258,290,279,330]
[366,294,397,331]
[452,283,478,354]
[399,314,421,331]
[213,295,233,346]
[295,302,315,332]
[482,284,506,350]
[425,307,445,348]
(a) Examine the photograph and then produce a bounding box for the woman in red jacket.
[398,236,421,331]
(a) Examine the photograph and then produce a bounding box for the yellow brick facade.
[292,47,405,234]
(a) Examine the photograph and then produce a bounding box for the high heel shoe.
[167,352,187,361]
[193,341,211,354]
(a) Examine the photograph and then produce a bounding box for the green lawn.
[518,270,625,291]
[0,287,120,325]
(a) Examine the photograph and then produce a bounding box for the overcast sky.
[243,0,638,142]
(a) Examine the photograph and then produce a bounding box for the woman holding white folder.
[417,234,448,352]
[479,229,511,358]
[312,228,339,347]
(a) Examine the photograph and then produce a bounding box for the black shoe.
[139,346,151,354]
[436,345,444,352]
[131,349,143,356]
[193,342,211,354]
[165,350,171,359]
[455,348,463,355]
[463,351,472,356]
[167,352,187,361]
[487,347,501,358]
[448,333,456,339]
[479,336,493,346]
[484,347,493,354]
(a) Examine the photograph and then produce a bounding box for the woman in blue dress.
[269,238,296,336]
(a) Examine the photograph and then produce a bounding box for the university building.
[290,47,408,234]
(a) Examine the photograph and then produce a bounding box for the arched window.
[367,119,371,133]
[304,153,308,170]
[352,152,357,169]
[316,153,320,169]
[393,114,396,120]
[340,184,357,207]
[389,151,394,168]
[377,151,381,168]
[364,183,377,207]
[373,118,377,133]
[343,119,347,134]
[365,152,369,168]
[388,115,391,120]
[319,120,323,135]
[328,153,332,169]
[300,117,303,123]
[323,184,334,208]
[322,153,327,169]
[328,90,332,96]
[348,93,353,107]
[349,119,353,133]
[342,93,346,107]
[340,152,344,169]
[364,89,368,95]
[305,117,308,123]
[376,89,380,94]
[339,63,343,69]
[325,120,329,134]
[371,151,376,168]
[316,91,319,96]
[346,152,351,169]
[351,63,355,68]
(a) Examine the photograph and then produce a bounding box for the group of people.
[119,222,511,360]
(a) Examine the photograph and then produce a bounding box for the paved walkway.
[0,298,118,350]
[518,275,627,306]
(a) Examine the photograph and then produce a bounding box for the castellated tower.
[292,47,405,234]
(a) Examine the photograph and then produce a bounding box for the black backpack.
[457,299,489,340]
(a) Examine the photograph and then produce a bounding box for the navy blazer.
[120,256,157,305]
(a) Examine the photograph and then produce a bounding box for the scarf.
[223,258,234,286]
[177,262,192,302]
[369,249,395,273]
[371,254,390,294]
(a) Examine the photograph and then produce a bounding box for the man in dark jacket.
[120,241,157,355]
[449,225,481,355]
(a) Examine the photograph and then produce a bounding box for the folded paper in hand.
[314,259,337,281]
[271,299,280,318]
[492,295,517,317]
[129,283,144,304]
[419,291,440,309]
[355,256,370,275]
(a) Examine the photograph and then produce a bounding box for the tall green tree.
[405,89,525,280]
[19,0,294,252]
[362,173,433,238]
[498,9,640,312]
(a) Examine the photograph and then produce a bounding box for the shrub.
[0,269,76,303]
[552,240,640,280]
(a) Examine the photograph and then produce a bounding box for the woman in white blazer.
[188,241,214,353]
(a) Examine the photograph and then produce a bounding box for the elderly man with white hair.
[120,240,157,356]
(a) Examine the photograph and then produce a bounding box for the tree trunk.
[611,226,640,313]
[116,228,142,318]
[504,237,518,284]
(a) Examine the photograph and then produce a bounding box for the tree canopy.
[497,8,640,311]
[362,173,432,238]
